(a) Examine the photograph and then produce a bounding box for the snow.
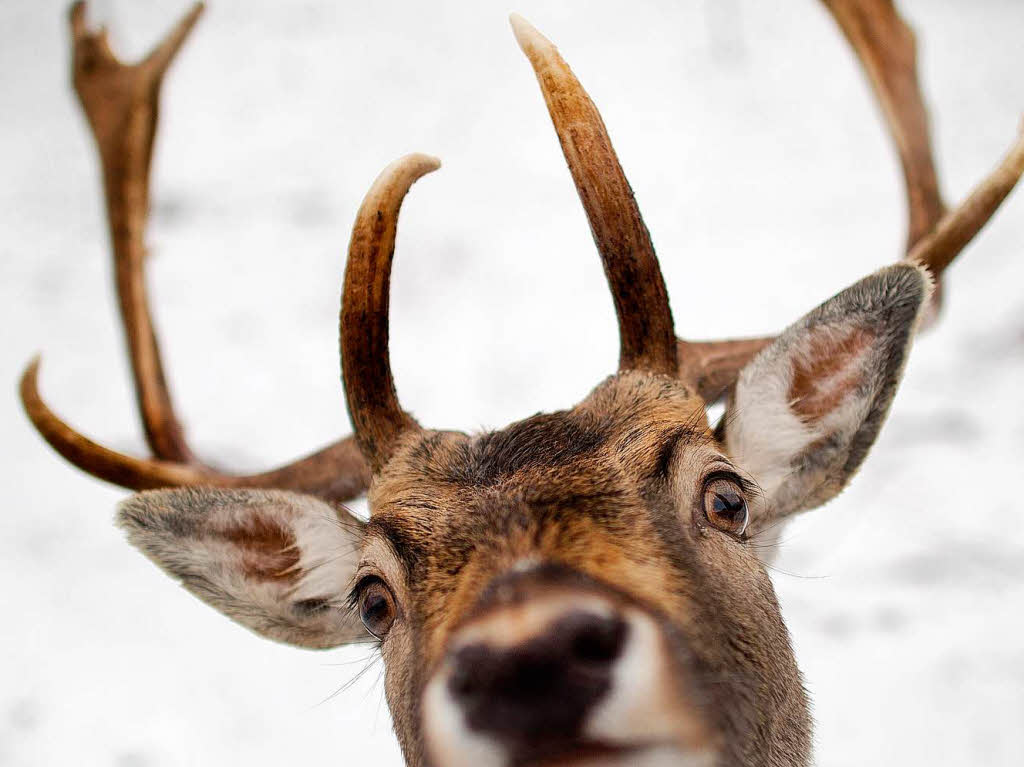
[2,0,1023,765]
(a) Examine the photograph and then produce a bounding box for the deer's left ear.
[721,263,931,526]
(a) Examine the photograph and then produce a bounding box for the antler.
[23,1,1023,495]
[511,15,678,377]
[678,0,1024,400]
[340,155,438,472]
[825,0,946,251]
[69,0,202,462]
[510,2,1022,400]
[20,2,370,503]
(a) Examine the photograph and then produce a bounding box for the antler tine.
[69,0,204,462]
[340,154,438,472]
[511,14,678,377]
[680,0,1024,402]
[21,359,370,503]
[908,121,1024,276]
[23,2,375,504]
[22,357,208,489]
[140,3,205,79]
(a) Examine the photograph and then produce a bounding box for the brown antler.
[679,0,1024,401]
[340,155,437,472]
[20,359,369,500]
[69,0,202,461]
[20,1,370,503]
[824,0,946,251]
[907,126,1024,276]
[511,15,678,377]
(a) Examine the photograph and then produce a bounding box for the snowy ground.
[2,0,1023,765]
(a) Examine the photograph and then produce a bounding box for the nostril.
[565,612,627,665]
[448,645,492,700]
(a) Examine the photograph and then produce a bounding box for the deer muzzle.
[422,564,716,767]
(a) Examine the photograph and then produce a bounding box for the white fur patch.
[289,499,363,608]
[727,351,818,503]
[586,609,713,758]
[727,323,871,501]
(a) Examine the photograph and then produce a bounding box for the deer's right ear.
[720,263,931,529]
[118,488,368,649]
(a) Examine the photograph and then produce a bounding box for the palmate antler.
[20,2,369,502]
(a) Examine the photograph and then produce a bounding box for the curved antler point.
[408,152,441,173]
[509,13,552,56]
[68,1,86,27]
[19,355,44,406]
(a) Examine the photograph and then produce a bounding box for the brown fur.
[215,516,299,583]
[362,373,812,766]
[789,327,873,422]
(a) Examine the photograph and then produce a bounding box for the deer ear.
[721,263,931,526]
[118,488,368,649]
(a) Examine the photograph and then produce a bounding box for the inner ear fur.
[722,263,931,525]
[118,488,369,649]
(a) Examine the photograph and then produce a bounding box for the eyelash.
[704,469,762,502]
[737,475,764,504]
[345,574,383,614]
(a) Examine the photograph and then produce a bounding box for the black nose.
[447,610,628,743]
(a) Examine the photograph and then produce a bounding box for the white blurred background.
[2,0,1023,764]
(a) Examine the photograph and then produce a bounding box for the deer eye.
[356,577,397,639]
[702,475,749,537]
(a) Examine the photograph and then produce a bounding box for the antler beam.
[69,0,203,461]
[823,0,946,251]
[21,359,370,500]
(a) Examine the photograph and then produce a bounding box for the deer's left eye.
[702,476,749,536]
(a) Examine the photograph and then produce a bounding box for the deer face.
[119,247,928,766]
[36,7,967,767]
[366,373,806,766]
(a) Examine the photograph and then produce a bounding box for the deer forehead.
[373,373,711,490]
[357,375,747,657]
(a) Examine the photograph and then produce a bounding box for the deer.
[19,1,1024,765]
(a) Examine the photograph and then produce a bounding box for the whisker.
[316,650,382,707]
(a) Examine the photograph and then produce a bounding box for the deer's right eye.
[356,577,397,639]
